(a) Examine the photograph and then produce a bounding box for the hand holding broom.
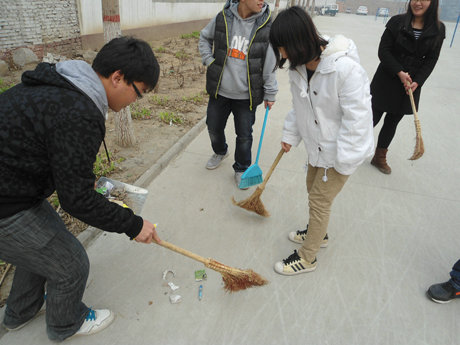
[407,84,424,160]
[232,148,284,217]
[157,240,268,292]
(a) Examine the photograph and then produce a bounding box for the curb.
[77,116,207,248]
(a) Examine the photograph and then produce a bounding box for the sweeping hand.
[281,142,291,153]
[405,81,419,94]
[397,71,412,88]
[135,220,161,244]
[264,100,275,110]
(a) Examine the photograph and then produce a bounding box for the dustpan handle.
[254,107,270,164]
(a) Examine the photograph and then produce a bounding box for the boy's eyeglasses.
[132,83,143,99]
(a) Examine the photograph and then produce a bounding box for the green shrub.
[151,95,169,106]
[159,111,183,125]
[130,104,153,120]
[0,79,13,94]
[93,152,116,178]
[180,31,200,39]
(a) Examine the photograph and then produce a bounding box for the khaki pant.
[298,165,349,263]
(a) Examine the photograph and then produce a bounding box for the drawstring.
[102,139,111,164]
[322,167,328,182]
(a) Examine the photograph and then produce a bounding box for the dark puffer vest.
[205,3,271,110]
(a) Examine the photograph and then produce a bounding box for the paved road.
[1,13,459,345]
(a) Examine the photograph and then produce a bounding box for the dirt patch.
[0,33,208,307]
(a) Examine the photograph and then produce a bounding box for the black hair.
[92,36,160,92]
[406,0,441,30]
[269,6,328,70]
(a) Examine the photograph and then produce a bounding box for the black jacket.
[370,14,445,114]
[0,63,142,238]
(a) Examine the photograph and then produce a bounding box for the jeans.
[0,200,89,341]
[206,95,256,172]
[450,259,460,289]
[298,165,349,263]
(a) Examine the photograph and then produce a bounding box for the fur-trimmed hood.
[317,35,360,73]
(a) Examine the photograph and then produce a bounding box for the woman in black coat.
[370,0,445,174]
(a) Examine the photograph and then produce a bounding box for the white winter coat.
[282,35,374,176]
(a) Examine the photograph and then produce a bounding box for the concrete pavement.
[1,14,459,345]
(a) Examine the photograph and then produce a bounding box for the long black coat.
[370,14,445,114]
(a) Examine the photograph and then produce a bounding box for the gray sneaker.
[206,153,228,170]
[234,172,248,190]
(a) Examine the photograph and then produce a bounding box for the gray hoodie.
[56,60,108,118]
[198,1,278,102]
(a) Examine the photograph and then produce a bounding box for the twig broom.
[157,240,268,292]
[232,149,284,217]
[408,86,424,160]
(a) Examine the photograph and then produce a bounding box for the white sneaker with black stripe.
[274,250,317,275]
[288,225,328,247]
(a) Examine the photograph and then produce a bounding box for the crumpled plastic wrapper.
[169,294,182,304]
[168,282,179,291]
[162,269,176,280]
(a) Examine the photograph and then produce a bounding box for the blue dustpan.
[239,107,269,189]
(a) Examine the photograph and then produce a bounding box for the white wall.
[77,0,289,35]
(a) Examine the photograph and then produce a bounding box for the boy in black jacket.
[0,37,160,341]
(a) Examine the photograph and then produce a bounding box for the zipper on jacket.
[215,9,230,99]
[246,10,271,110]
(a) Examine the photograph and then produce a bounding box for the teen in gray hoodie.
[0,37,160,341]
[199,0,278,189]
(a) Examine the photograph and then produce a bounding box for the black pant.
[373,105,404,149]
[0,200,89,341]
[206,95,256,172]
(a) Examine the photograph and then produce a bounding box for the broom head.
[205,259,269,292]
[409,117,424,160]
[232,186,270,217]
[239,165,263,189]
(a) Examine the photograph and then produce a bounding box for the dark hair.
[269,6,328,69]
[407,0,441,29]
[92,36,160,92]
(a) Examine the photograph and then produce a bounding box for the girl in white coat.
[269,7,374,275]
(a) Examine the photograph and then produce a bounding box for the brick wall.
[0,0,81,64]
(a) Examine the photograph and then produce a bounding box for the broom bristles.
[409,117,424,160]
[231,186,270,217]
[205,259,269,292]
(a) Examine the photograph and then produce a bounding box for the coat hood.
[21,61,108,119]
[318,35,360,73]
[56,60,108,118]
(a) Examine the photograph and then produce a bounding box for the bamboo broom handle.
[260,149,284,189]
[408,87,419,119]
[158,240,210,265]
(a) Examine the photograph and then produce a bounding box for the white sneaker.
[74,309,115,336]
[274,250,317,276]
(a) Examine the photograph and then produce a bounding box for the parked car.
[377,8,389,17]
[345,7,352,14]
[320,4,339,16]
[356,6,368,15]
